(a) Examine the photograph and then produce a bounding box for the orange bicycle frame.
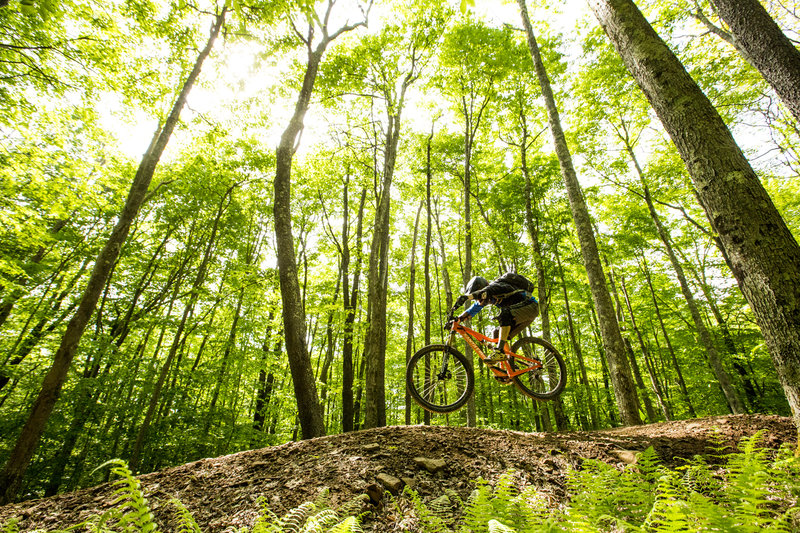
[447,321,542,380]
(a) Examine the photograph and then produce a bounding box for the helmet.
[464,275,489,295]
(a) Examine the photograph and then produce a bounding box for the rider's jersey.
[463,280,537,318]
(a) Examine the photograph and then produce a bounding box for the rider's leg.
[495,308,514,353]
[508,301,540,340]
[497,325,511,351]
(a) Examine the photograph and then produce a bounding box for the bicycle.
[405,309,567,414]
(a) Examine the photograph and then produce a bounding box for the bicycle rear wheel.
[406,344,474,413]
[509,337,566,400]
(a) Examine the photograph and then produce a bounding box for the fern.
[512,486,562,532]
[170,499,202,533]
[396,485,449,532]
[676,454,724,500]
[249,496,282,532]
[460,477,495,532]
[300,509,339,532]
[643,470,697,531]
[94,459,160,533]
[635,447,662,483]
[459,471,561,532]
[8,439,798,533]
[0,519,19,533]
[248,497,363,533]
[326,516,362,533]
[487,519,515,533]
[280,502,317,533]
[567,456,655,527]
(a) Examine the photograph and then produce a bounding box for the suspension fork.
[439,330,457,375]
[444,330,457,348]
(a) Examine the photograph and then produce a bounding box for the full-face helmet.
[464,275,489,295]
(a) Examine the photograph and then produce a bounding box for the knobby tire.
[406,344,474,413]
[509,336,567,400]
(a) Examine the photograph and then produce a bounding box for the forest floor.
[0,414,796,531]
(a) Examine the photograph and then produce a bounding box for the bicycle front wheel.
[509,337,567,400]
[406,344,474,413]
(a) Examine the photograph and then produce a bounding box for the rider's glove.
[453,294,468,309]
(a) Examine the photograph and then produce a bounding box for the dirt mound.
[0,414,795,531]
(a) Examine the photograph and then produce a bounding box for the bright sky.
[108,0,594,161]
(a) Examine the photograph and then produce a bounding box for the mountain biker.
[451,273,539,364]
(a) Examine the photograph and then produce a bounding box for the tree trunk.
[624,141,745,414]
[0,9,226,504]
[405,202,423,425]
[642,256,696,417]
[425,130,434,348]
[433,202,454,309]
[590,0,800,431]
[620,274,670,420]
[253,318,276,437]
[517,0,642,426]
[521,137,551,342]
[318,266,341,421]
[463,123,476,428]
[555,248,598,429]
[363,115,398,429]
[687,259,759,409]
[273,42,328,440]
[424,137,438,428]
[709,0,800,124]
[342,188,366,433]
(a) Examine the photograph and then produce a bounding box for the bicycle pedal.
[494,376,512,385]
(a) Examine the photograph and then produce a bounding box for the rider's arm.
[458,300,484,321]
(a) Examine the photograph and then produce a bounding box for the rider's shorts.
[497,298,539,337]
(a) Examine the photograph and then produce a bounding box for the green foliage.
[94,459,160,533]
[567,455,656,527]
[392,486,452,532]
[171,499,202,533]
[565,440,800,533]
[389,440,800,532]
[0,0,795,504]
[0,519,19,533]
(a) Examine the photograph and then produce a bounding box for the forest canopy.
[0,0,799,503]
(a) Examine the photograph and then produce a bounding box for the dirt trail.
[0,414,795,531]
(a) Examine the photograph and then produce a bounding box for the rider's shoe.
[485,346,505,364]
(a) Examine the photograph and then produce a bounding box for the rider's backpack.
[496,272,535,295]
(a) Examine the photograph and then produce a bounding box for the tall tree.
[342,186,366,433]
[343,3,444,429]
[517,0,642,426]
[705,0,800,124]
[0,7,227,504]
[438,18,514,427]
[272,0,368,439]
[404,202,423,424]
[589,0,800,430]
